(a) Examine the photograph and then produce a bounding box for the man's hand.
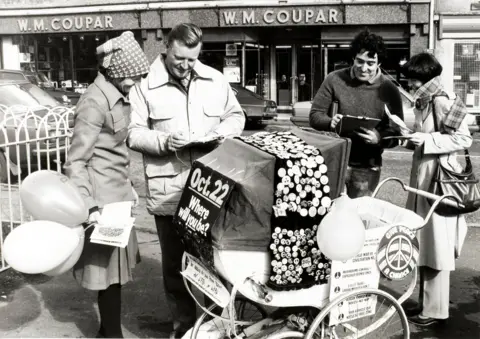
[406,132,429,147]
[355,127,381,145]
[330,114,343,129]
[167,132,189,152]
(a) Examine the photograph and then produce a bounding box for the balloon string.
[84,223,96,232]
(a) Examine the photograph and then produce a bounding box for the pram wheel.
[304,289,409,339]
[189,296,268,339]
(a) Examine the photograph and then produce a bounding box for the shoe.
[402,305,422,317]
[408,314,445,327]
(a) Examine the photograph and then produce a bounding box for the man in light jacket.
[127,23,244,338]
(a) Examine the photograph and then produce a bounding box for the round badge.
[309,206,317,217]
[323,185,330,194]
[321,196,332,208]
[277,182,285,191]
[278,168,286,178]
[377,226,419,280]
[315,155,324,164]
[320,175,329,185]
[300,208,308,217]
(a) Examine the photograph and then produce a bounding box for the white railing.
[0,105,75,272]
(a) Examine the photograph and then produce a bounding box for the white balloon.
[317,195,366,261]
[20,170,88,227]
[4,220,80,274]
[44,225,85,276]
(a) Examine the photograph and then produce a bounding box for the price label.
[180,252,230,308]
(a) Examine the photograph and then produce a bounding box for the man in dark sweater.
[309,29,404,198]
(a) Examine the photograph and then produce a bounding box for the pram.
[177,129,462,339]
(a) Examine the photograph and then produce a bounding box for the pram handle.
[372,177,464,231]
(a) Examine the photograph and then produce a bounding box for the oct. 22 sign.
[174,162,235,238]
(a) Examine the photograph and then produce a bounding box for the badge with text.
[376,225,419,280]
[174,161,235,239]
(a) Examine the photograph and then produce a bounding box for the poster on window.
[471,1,480,10]
[223,66,241,83]
[225,43,237,56]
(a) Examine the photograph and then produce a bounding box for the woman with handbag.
[400,53,473,327]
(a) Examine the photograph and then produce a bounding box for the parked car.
[231,84,277,128]
[291,78,480,134]
[23,70,82,106]
[0,70,74,182]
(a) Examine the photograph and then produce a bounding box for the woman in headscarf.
[401,52,472,327]
[64,31,150,338]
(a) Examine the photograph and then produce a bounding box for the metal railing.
[0,105,74,272]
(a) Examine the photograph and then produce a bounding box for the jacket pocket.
[148,104,176,131]
[110,109,126,133]
[203,103,223,118]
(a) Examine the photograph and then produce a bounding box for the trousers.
[419,266,450,319]
[155,215,197,331]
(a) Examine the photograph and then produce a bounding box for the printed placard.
[329,226,385,326]
[180,252,230,308]
[174,161,235,239]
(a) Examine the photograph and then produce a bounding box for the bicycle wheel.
[190,296,268,339]
[304,289,409,339]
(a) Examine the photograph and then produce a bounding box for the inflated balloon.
[44,225,85,276]
[317,195,366,261]
[20,170,88,227]
[3,220,80,274]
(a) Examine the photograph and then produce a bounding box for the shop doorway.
[275,45,292,107]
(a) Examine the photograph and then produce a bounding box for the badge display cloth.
[174,128,351,290]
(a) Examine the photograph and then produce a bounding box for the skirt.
[73,226,141,290]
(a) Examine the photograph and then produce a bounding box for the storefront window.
[200,42,269,97]
[17,31,142,92]
[454,42,480,112]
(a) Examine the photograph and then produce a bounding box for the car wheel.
[0,151,9,183]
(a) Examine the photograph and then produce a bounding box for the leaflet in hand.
[385,104,412,136]
[185,135,224,148]
[90,201,135,248]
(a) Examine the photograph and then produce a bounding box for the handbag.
[428,97,480,216]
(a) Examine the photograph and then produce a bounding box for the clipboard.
[338,115,381,134]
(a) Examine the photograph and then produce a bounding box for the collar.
[349,67,382,84]
[93,73,125,110]
[413,76,443,110]
[148,54,214,89]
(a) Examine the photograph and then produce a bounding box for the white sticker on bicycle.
[181,252,230,308]
[329,227,385,326]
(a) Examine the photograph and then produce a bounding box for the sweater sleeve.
[309,73,335,131]
[377,81,404,148]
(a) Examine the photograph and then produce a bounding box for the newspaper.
[384,104,413,136]
[90,201,135,248]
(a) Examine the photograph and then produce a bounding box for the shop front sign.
[220,6,342,26]
[17,15,113,32]
[2,13,143,34]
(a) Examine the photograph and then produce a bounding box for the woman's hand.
[355,127,381,145]
[88,211,102,224]
[407,132,430,147]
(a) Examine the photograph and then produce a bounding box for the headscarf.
[413,76,468,130]
[96,31,149,79]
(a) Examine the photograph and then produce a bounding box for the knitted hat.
[96,31,150,79]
